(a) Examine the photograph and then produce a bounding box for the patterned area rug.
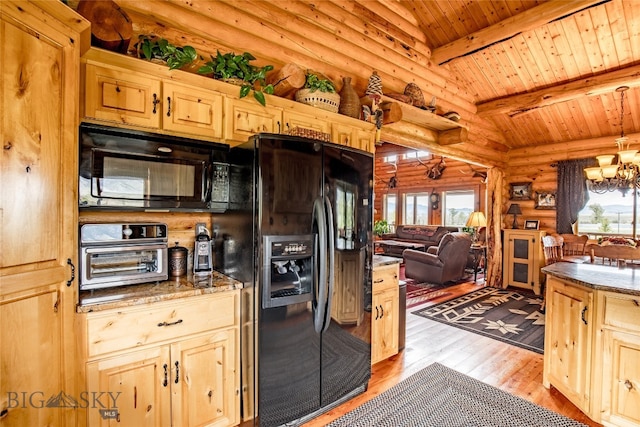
[405,282,451,308]
[412,287,545,354]
[327,362,586,427]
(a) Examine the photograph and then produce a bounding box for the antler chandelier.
[584,86,638,195]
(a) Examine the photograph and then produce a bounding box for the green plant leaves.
[304,73,336,93]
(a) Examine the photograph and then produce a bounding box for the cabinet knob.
[624,379,634,391]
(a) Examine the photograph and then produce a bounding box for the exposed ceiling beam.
[430,0,609,66]
[477,64,640,118]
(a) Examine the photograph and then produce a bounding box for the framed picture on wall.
[524,220,540,230]
[509,182,532,201]
[535,192,556,209]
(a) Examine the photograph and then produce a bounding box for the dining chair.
[559,233,590,263]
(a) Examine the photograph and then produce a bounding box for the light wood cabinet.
[598,291,640,427]
[371,262,399,365]
[331,249,365,325]
[224,98,282,145]
[0,2,89,425]
[84,60,224,140]
[81,47,376,151]
[79,292,240,427]
[503,229,546,295]
[543,277,594,412]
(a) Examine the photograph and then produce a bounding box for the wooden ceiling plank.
[558,17,593,78]
[401,0,450,48]
[622,0,640,61]
[605,1,633,65]
[532,25,569,84]
[500,35,538,92]
[492,40,530,95]
[521,28,556,88]
[573,6,607,75]
[546,21,581,80]
[589,4,620,71]
[575,95,608,137]
[477,63,640,117]
[431,0,608,65]
[510,33,546,89]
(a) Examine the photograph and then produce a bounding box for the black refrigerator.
[217,133,373,426]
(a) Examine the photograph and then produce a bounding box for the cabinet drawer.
[602,292,640,332]
[85,292,238,358]
[373,263,399,292]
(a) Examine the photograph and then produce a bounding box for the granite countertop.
[373,254,402,268]
[542,262,640,296]
[77,270,244,313]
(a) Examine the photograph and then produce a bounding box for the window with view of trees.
[443,190,475,227]
[577,190,639,237]
[383,194,397,231]
[403,193,429,225]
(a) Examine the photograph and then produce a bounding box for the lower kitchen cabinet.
[543,277,594,412]
[543,276,640,426]
[78,292,240,427]
[371,262,399,365]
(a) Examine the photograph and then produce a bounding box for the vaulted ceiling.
[406,0,640,149]
[77,0,640,163]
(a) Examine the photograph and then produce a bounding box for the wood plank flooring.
[303,281,602,427]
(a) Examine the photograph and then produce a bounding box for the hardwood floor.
[303,281,602,427]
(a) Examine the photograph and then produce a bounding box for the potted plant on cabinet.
[134,35,198,71]
[373,219,390,238]
[197,50,274,106]
[295,72,340,113]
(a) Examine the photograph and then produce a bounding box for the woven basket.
[295,89,340,113]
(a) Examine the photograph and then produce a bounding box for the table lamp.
[507,204,522,229]
[465,211,487,246]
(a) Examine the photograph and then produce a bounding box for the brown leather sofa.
[379,225,459,257]
[403,232,472,285]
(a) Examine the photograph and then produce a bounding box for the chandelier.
[584,86,638,196]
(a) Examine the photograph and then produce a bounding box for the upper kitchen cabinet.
[82,48,225,142]
[0,1,89,425]
[224,98,283,145]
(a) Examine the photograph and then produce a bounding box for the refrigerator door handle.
[312,196,328,334]
[322,195,335,333]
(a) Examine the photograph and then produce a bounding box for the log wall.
[373,144,487,225]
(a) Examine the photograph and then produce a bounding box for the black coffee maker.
[193,225,213,275]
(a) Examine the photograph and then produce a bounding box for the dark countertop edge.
[77,271,246,313]
[542,263,640,297]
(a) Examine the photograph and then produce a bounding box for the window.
[577,190,639,238]
[403,193,429,225]
[335,181,356,249]
[443,190,475,226]
[382,194,397,231]
[404,151,429,160]
[383,154,397,163]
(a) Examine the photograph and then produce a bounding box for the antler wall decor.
[417,156,447,180]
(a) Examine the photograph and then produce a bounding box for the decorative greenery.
[303,72,336,93]
[373,220,390,237]
[135,35,197,70]
[198,51,274,106]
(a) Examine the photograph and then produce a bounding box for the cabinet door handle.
[374,278,384,283]
[163,364,168,387]
[157,319,183,327]
[380,305,384,318]
[375,305,379,320]
[581,306,588,325]
[166,97,172,117]
[624,379,634,391]
[152,93,160,114]
[175,361,180,384]
[66,258,75,287]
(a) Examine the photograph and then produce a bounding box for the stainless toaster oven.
[79,223,169,290]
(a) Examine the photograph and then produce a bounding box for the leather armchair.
[402,232,472,285]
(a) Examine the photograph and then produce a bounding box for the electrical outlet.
[196,222,207,236]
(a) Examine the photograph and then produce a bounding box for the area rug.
[326,362,586,427]
[405,282,452,308]
[412,287,545,354]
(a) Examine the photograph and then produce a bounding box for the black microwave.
[79,124,229,212]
